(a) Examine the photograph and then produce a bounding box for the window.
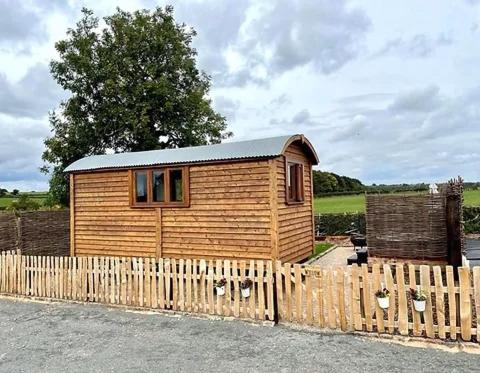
[286,160,304,204]
[131,167,189,207]
[152,170,165,202]
[169,169,183,202]
[135,171,148,203]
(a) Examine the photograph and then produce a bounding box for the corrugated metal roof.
[65,134,305,172]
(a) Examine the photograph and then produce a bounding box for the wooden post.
[396,264,408,336]
[69,173,75,257]
[446,179,463,269]
[269,160,279,260]
[458,267,472,341]
[337,267,347,331]
[420,265,434,338]
[446,266,457,339]
[155,208,162,259]
[433,266,446,339]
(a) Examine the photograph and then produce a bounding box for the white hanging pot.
[377,296,390,309]
[413,299,426,312]
[241,287,251,298]
[216,286,225,296]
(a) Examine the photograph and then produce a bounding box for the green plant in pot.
[410,288,427,312]
[214,278,227,296]
[375,288,390,309]
[240,278,253,298]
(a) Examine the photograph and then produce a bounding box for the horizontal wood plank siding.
[161,160,272,260]
[73,160,273,261]
[74,171,157,257]
[277,143,314,263]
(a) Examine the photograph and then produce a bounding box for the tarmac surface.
[0,297,477,372]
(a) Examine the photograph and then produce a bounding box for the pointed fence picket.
[275,261,480,342]
[1,251,480,343]
[0,252,274,321]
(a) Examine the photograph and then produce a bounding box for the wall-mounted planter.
[413,299,426,312]
[241,287,251,298]
[376,296,390,309]
[216,286,225,296]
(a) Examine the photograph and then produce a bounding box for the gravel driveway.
[0,297,477,372]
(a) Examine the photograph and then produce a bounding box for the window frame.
[285,157,305,205]
[129,166,190,208]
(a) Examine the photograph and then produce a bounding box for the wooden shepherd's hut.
[65,134,319,262]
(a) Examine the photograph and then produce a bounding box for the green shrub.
[315,213,366,235]
[464,207,480,234]
[7,195,40,211]
[314,207,480,235]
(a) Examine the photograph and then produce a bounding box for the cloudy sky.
[1,0,479,191]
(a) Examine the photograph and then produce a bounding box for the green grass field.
[0,192,48,209]
[308,242,334,260]
[314,189,480,214]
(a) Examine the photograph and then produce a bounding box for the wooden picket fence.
[0,252,275,321]
[2,251,480,343]
[275,262,480,342]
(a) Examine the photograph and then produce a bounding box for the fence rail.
[0,252,275,321]
[1,252,480,343]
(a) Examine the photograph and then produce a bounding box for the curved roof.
[65,134,319,172]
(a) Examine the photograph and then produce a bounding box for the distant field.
[0,192,48,209]
[314,189,480,214]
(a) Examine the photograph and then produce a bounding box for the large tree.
[42,6,231,205]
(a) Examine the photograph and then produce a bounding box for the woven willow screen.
[366,194,448,261]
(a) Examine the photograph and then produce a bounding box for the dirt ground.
[0,297,478,372]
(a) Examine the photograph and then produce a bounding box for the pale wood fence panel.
[0,252,275,321]
[2,252,480,343]
[276,262,480,343]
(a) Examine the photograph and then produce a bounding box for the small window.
[130,167,189,207]
[169,169,183,202]
[135,171,148,203]
[286,161,304,204]
[152,170,165,202]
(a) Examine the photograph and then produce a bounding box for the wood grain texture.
[276,142,314,263]
[70,174,75,257]
[72,143,315,262]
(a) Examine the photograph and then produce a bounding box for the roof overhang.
[281,134,319,165]
[65,134,319,172]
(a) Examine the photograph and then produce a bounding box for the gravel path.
[0,297,477,372]
[311,245,353,266]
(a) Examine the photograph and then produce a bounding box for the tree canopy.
[312,170,364,196]
[42,6,231,205]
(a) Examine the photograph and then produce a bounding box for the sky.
[0,0,479,191]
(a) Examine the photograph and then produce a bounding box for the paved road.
[0,298,477,372]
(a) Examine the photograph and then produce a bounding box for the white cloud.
[0,0,46,48]
[0,0,480,190]
[321,85,480,183]
[374,33,453,59]
[388,85,442,113]
[0,63,65,119]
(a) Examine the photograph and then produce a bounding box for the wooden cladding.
[73,161,275,260]
[130,167,190,208]
[277,142,314,263]
[71,140,315,262]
